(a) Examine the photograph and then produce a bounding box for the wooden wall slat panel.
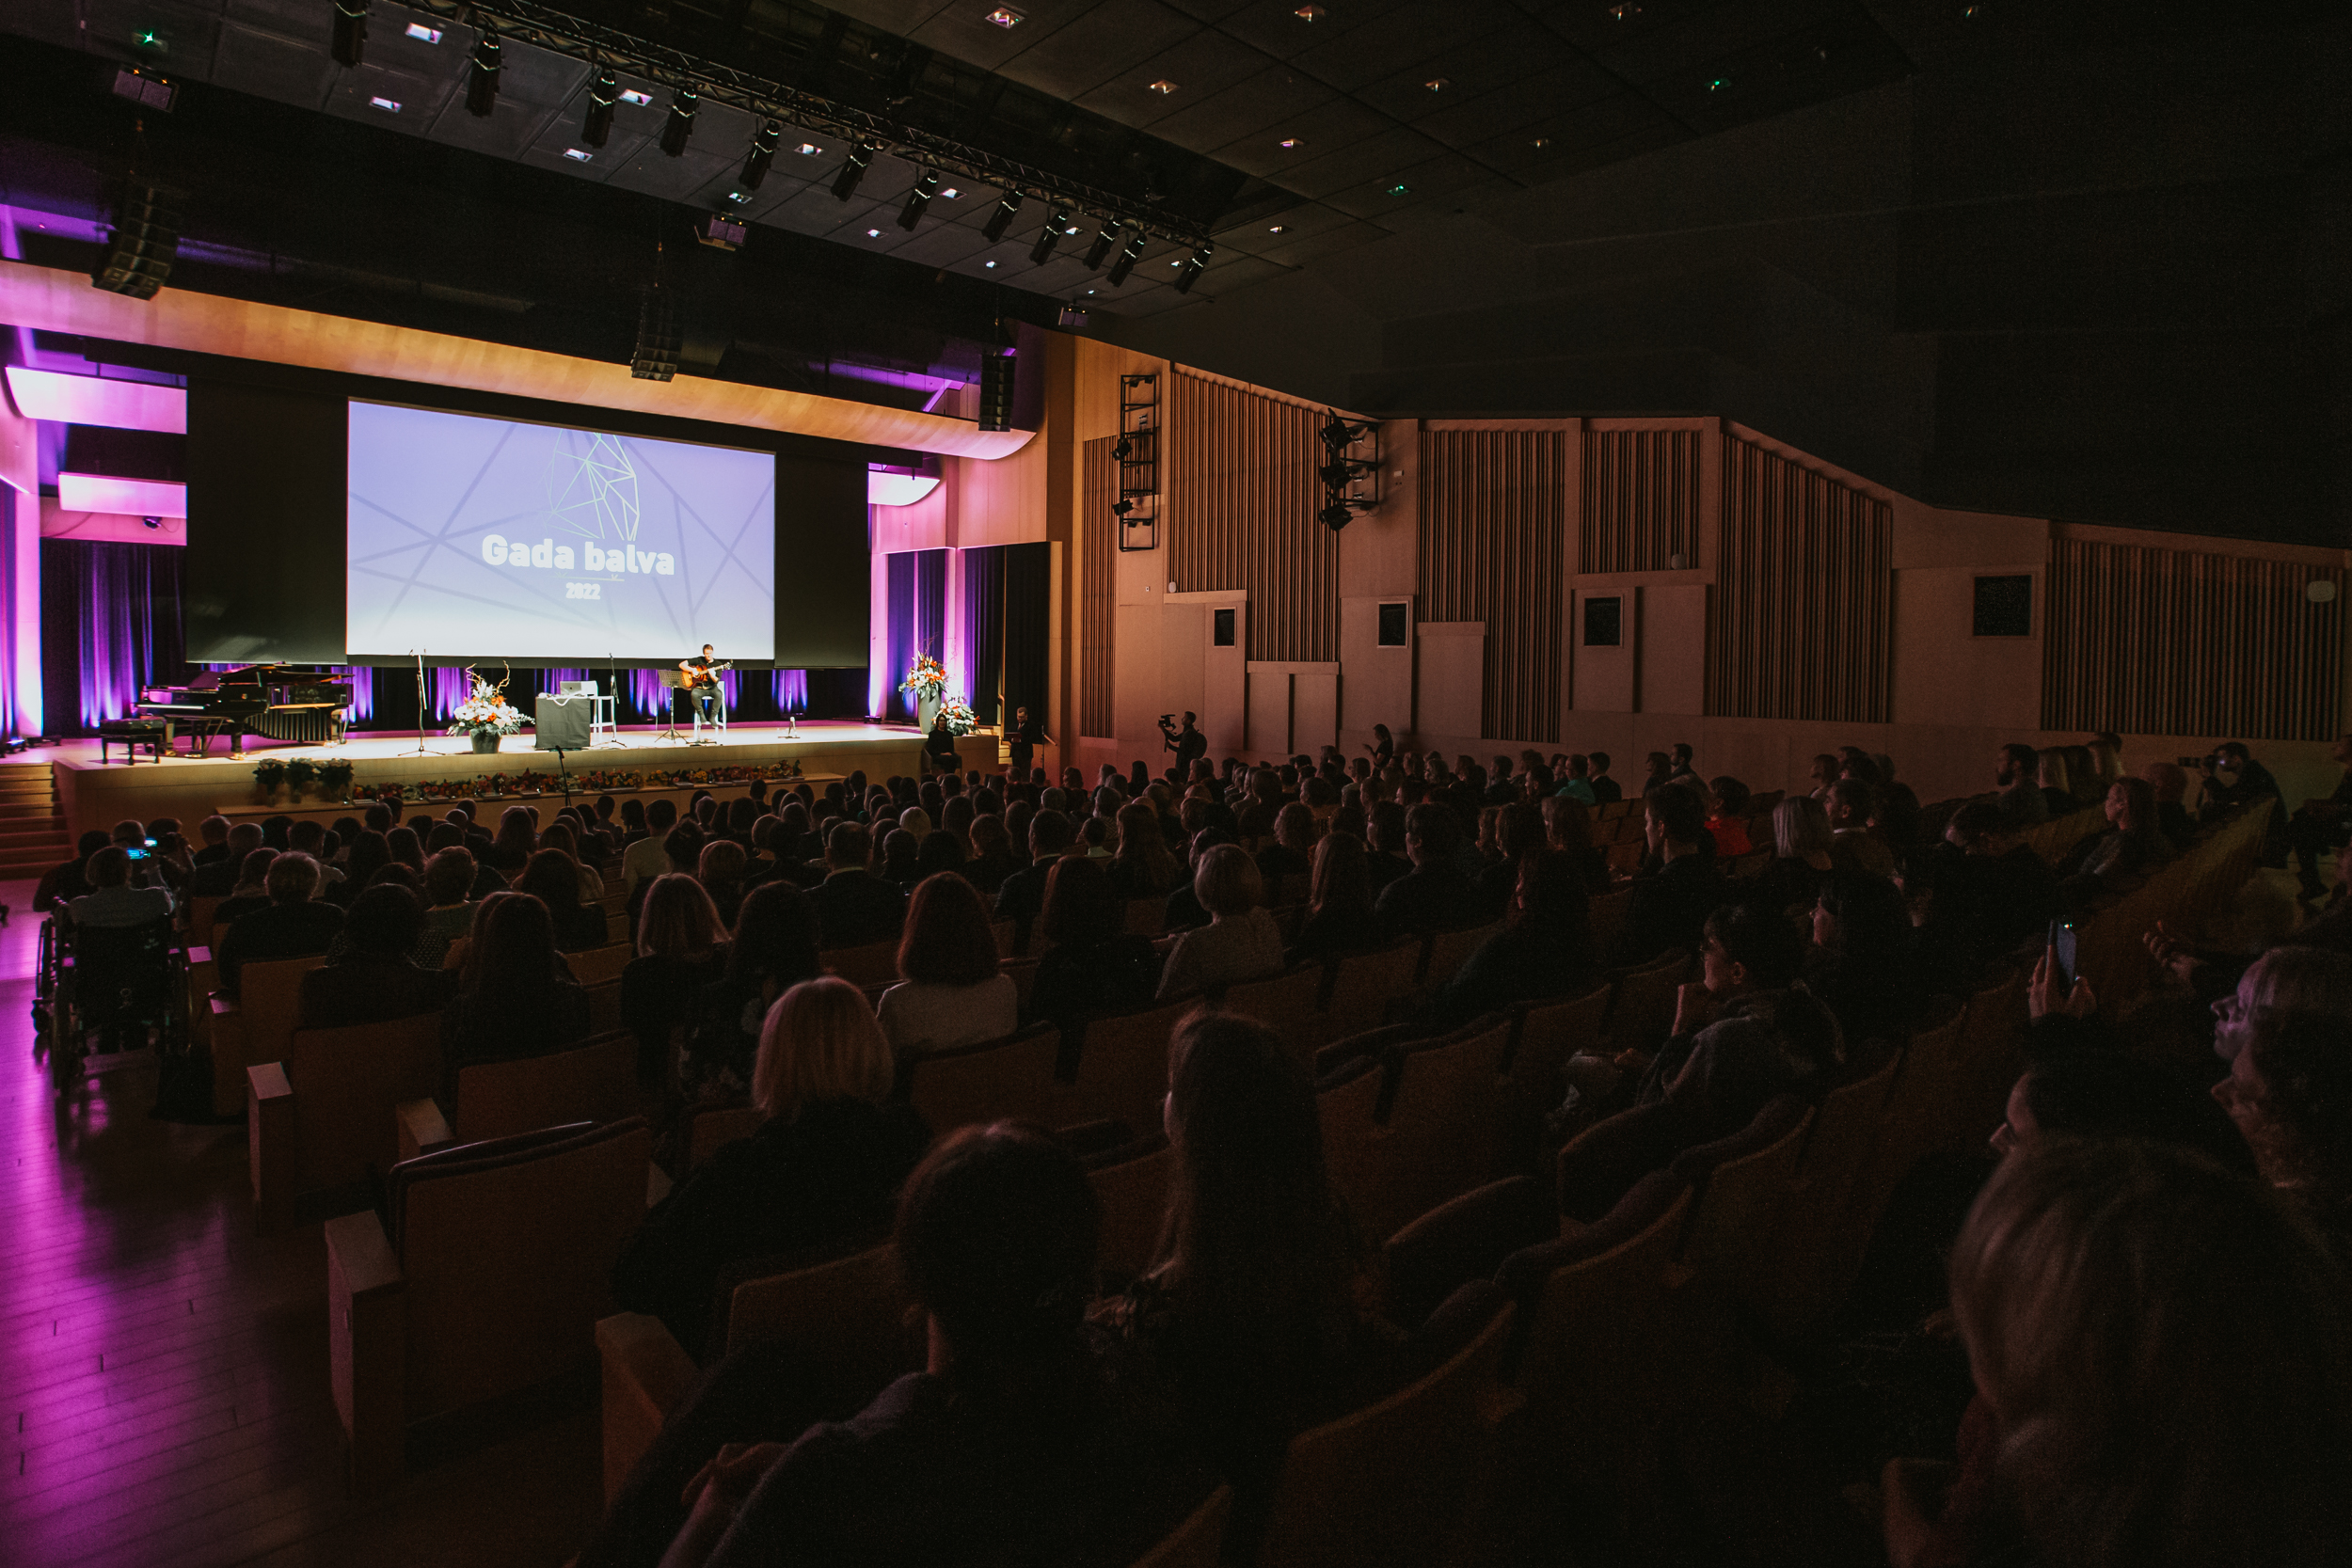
[2042,537,2344,740]
[1419,429,1565,742]
[1708,437,1893,723]
[1168,371,1338,662]
[1580,428,1700,574]
[1080,435,1115,737]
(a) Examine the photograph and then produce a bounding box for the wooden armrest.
[326,1212,405,1495]
[187,944,211,965]
[210,992,241,1017]
[395,1098,454,1164]
[596,1312,700,1507]
[247,1063,295,1235]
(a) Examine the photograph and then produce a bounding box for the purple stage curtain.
[40,538,186,735]
[882,549,946,723]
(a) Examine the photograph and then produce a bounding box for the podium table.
[532,692,596,751]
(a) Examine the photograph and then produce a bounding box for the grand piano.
[138,665,354,756]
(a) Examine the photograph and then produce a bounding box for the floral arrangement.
[936,698,977,736]
[251,757,285,788]
[283,757,318,792]
[317,758,355,797]
[898,655,949,704]
[445,666,530,737]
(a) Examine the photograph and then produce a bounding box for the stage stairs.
[0,764,70,879]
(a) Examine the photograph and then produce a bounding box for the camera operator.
[1158,710,1206,777]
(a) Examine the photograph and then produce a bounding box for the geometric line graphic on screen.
[546,433,641,545]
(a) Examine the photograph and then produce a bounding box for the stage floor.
[35,721,1010,834]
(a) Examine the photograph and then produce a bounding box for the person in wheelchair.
[68,846,175,929]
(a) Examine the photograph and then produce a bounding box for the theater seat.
[326,1116,649,1493]
[246,1011,444,1232]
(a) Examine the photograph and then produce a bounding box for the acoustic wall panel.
[1080,435,1116,738]
[1168,372,1338,663]
[1580,427,1701,575]
[1419,428,1566,742]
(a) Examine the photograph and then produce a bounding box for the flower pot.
[471,731,501,755]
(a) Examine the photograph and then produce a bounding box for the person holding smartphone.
[68,845,176,929]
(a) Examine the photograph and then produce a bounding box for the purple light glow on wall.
[344,665,373,722]
[774,670,808,712]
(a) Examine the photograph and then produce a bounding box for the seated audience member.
[876,874,1018,1055]
[518,847,612,951]
[1471,804,1545,921]
[612,975,928,1356]
[623,799,680,893]
[1160,827,1230,935]
[183,823,262,897]
[211,848,281,930]
[1254,802,1317,892]
[913,829,968,886]
[287,820,346,892]
[623,874,731,1068]
[1587,751,1625,805]
[1555,753,1598,807]
[1540,793,1610,895]
[412,847,480,968]
[1639,752,1675,797]
[538,821,604,897]
[679,881,822,1106]
[441,892,592,1088]
[961,814,1015,896]
[296,884,453,1028]
[1887,1138,2352,1568]
[1805,873,1919,1045]
[216,853,345,999]
[2036,747,2080,819]
[67,846,174,929]
[698,839,750,929]
[1610,785,1727,966]
[2057,775,2174,906]
[483,805,537,875]
[190,814,232,869]
[1425,850,1595,1030]
[1807,752,1841,802]
[1705,778,1754,857]
[1826,779,1897,879]
[625,1124,1199,1568]
[807,822,907,950]
[1753,795,1837,917]
[2140,759,2198,851]
[2207,945,2352,1255]
[1094,1014,1403,1550]
[1158,846,1285,1001]
[1362,801,1413,897]
[1943,802,2059,958]
[1994,742,2049,827]
[994,808,1073,932]
[1288,832,1384,964]
[1024,858,1162,1032]
[1374,803,1479,938]
[1107,801,1181,899]
[385,825,427,879]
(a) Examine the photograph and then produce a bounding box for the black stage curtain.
[963,545,1006,728]
[1003,542,1049,730]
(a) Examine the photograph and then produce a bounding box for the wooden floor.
[0,880,602,1568]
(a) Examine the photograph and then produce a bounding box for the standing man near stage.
[1007,705,1049,781]
[679,643,724,730]
[1158,711,1207,779]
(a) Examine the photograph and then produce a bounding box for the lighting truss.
[394,0,1212,249]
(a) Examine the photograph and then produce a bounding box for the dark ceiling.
[0,0,2343,544]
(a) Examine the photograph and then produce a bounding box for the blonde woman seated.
[876,872,1018,1055]
[609,975,928,1356]
[1157,844,1285,1002]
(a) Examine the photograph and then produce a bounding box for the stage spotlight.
[1030,202,1072,265]
[465,31,501,117]
[581,69,616,146]
[831,141,873,201]
[982,191,1022,242]
[1104,229,1146,286]
[1173,243,1213,293]
[898,169,940,230]
[1083,219,1123,271]
[739,119,780,188]
[90,183,180,300]
[330,0,368,68]
[659,87,697,156]
[1318,502,1353,531]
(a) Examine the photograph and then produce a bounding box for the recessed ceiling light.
[796,142,822,155]
[618,88,653,105]
[1424,77,1450,91]
[940,187,960,198]
[1087,288,1096,293]
[1064,223,1080,234]
[1279,136,1306,149]
[1531,136,1550,148]
[1169,260,1182,267]
[867,228,882,236]
[984,260,997,267]
[985,6,1023,26]
[1268,224,1286,232]
[1295,4,1326,17]
[726,190,751,203]
[1610,2,1641,17]
[1708,77,1727,91]
[563,147,593,161]
[1390,182,1410,194]
[1150,79,1179,94]
[404,23,441,42]
[369,95,401,112]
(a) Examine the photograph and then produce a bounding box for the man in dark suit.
[1994,743,2050,827]
[993,810,1073,947]
[295,883,454,1029]
[185,823,264,898]
[1007,705,1049,780]
[1587,752,1625,805]
[1375,803,1480,939]
[216,852,345,998]
[807,822,906,949]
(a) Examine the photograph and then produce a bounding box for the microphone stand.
[412,649,432,757]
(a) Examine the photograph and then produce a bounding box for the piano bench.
[100,721,168,766]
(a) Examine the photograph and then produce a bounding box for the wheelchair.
[39,914,183,1101]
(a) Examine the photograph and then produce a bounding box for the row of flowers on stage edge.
[251,758,809,805]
